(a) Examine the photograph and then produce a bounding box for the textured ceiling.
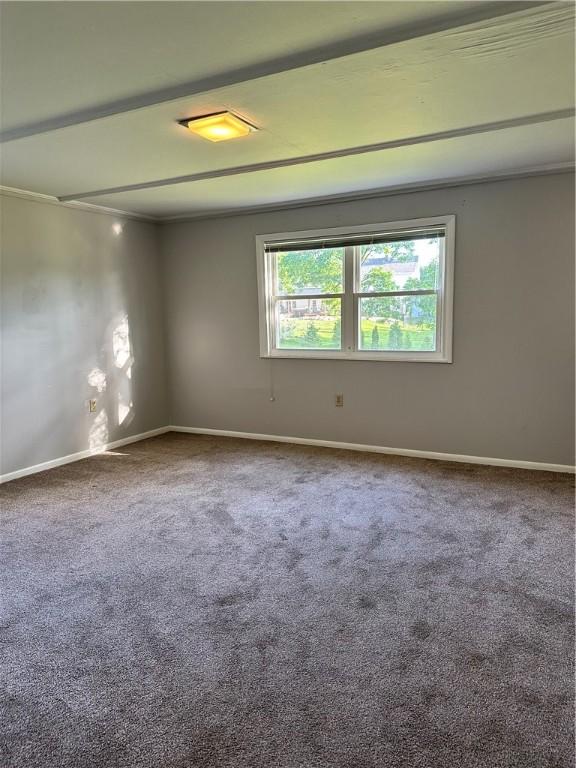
[0,1,574,219]
[82,119,574,217]
[2,1,489,132]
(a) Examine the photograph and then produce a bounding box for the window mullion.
[342,246,354,354]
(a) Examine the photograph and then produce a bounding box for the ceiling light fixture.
[179,111,258,142]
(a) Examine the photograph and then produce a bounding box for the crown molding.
[0,185,159,222]
[159,163,575,223]
[2,164,573,225]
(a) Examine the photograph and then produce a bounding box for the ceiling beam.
[0,1,551,143]
[58,108,574,202]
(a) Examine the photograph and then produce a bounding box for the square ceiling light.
[180,111,258,142]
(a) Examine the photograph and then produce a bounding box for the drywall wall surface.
[161,173,575,466]
[0,195,168,475]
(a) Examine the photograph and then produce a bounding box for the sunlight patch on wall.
[87,367,107,393]
[89,409,109,453]
[118,393,134,427]
[113,315,132,369]
[112,314,135,428]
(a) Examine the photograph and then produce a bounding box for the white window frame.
[256,215,455,363]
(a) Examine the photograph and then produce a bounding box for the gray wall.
[2,173,573,475]
[1,194,168,475]
[161,173,575,466]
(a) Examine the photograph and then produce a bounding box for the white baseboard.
[0,427,170,484]
[2,425,573,483]
[170,426,575,474]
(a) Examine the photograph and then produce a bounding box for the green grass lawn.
[278,317,435,351]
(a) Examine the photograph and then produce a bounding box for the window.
[256,215,454,362]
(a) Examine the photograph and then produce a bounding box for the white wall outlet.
[335,394,344,407]
[89,399,97,413]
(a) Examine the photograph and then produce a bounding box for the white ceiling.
[1,1,574,219]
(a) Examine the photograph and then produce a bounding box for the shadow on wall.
[87,312,134,453]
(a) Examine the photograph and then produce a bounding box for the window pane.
[275,247,344,295]
[276,298,341,350]
[359,295,437,351]
[358,236,440,292]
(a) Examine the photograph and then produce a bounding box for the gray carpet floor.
[0,433,573,768]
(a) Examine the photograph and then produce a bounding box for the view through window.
[257,216,454,362]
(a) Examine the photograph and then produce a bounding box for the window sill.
[262,350,452,363]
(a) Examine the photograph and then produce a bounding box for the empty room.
[0,2,574,767]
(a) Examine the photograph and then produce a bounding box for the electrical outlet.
[89,399,97,413]
[335,393,344,407]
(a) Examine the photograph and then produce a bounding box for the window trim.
[256,215,455,363]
